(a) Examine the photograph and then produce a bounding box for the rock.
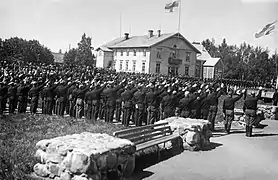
[35,149,48,163]
[122,155,135,178]
[60,170,71,180]
[33,163,50,177]
[157,117,211,151]
[47,162,60,176]
[69,151,90,174]
[72,174,88,180]
[185,131,200,145]
[34,133,135,180]
[36,139,51,151]
[106,152,117,169]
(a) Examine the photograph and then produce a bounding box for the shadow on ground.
[130,146,184,180]
[202,142,223,151]
[252,133,278,137]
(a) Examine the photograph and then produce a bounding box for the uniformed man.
[0,81,8,118]
[133,83,146,126]
[28,81,45,114]
[243,88,262,137]
[121,83,137,127]
[7,82,17,114]
[222,89,244,134]
[207,85,223,131]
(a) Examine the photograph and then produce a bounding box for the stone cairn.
[32,132,136,180]
[156,117,212,151]
[234,104,278,124]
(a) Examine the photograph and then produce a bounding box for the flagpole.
[120,12,122,38]
[177,0,182,33]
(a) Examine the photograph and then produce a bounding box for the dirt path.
[130,120,278,180]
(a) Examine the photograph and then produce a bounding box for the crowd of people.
[0,60,268,136]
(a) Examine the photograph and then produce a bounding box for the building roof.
[52,52,64,63]
[203,58,221,66]
[98,32,201,53]
[192,42,212,61]
[96,46,113,52]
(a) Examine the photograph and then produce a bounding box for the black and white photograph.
[0,0,278,180]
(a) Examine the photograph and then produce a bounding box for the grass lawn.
[0,114,127,180]
[0,94,264,180]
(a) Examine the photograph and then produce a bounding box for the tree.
[63,48,77,65]
[76,33,94,66]
[0,37,54,63]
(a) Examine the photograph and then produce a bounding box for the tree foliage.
[0,37,54,64]
[76,33,94,66]
[202,38,277,85]
[63,48,77,65]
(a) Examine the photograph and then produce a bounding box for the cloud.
[241,0,278,3]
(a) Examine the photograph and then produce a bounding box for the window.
[113,60,116,69]
[142,62,146,73]
[155,63,160,74]
[157,48,162,59]
[143,49,147,56]
[99,51,102,56]
[125,60,129,70]
[114,50,117,56]
[185,65,189,76]
[132,60,136,72]
[119,60,122,70]
[186,52,191,62]
[133,49,136,56]
[126,49,129,56]
[120,50,123,56]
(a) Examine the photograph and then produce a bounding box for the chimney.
[157,30,161,37]
[148,30,154,38]
[124,33,129,40]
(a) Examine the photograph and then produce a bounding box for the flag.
[255,20,277,38]
[165,0,179,12]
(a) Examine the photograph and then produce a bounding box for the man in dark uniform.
[115,87,125,122]
[273,89,278,106]
[179,90,195,118]
[133,84,146,126]
[200,88,211,120]
[43,81,58,115]
[104,79,126,123]
[54,80,75,116]
[75,83,89,119]
[146,84,165,124]
[0,81,8,118]
[207,86,223,131]
[28,81,45,114]
[17,80,31,113]
[7,82,17,114]
[67,82,77,117]
[85,82,106,122]
[243,88,262,137]
[222,89,244,134]
[121,83,137,127]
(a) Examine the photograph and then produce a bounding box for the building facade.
[96,30,200,77]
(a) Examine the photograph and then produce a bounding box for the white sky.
[1,0,278,54]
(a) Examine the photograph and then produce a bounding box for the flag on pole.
[255,20,277,38]
[165,0,179,12]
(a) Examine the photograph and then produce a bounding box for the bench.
[113,122,181,161]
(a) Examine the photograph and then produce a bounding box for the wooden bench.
[113,122,181,161]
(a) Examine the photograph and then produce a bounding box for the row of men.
[0,75,265,137]
[0,77,224,129]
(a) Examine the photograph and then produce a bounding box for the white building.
[192,42,224,79]
[96,30,201,77]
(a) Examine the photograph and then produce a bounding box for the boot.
[249,126,253,137]
[245,126,250,137]
[224,123,228,132]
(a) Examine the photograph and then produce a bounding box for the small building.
[52,52,64,63]
[96,30,201,77]
[203,58,224,79]
[192,42,224,79]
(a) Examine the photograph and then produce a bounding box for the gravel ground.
[130,120,278,180]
